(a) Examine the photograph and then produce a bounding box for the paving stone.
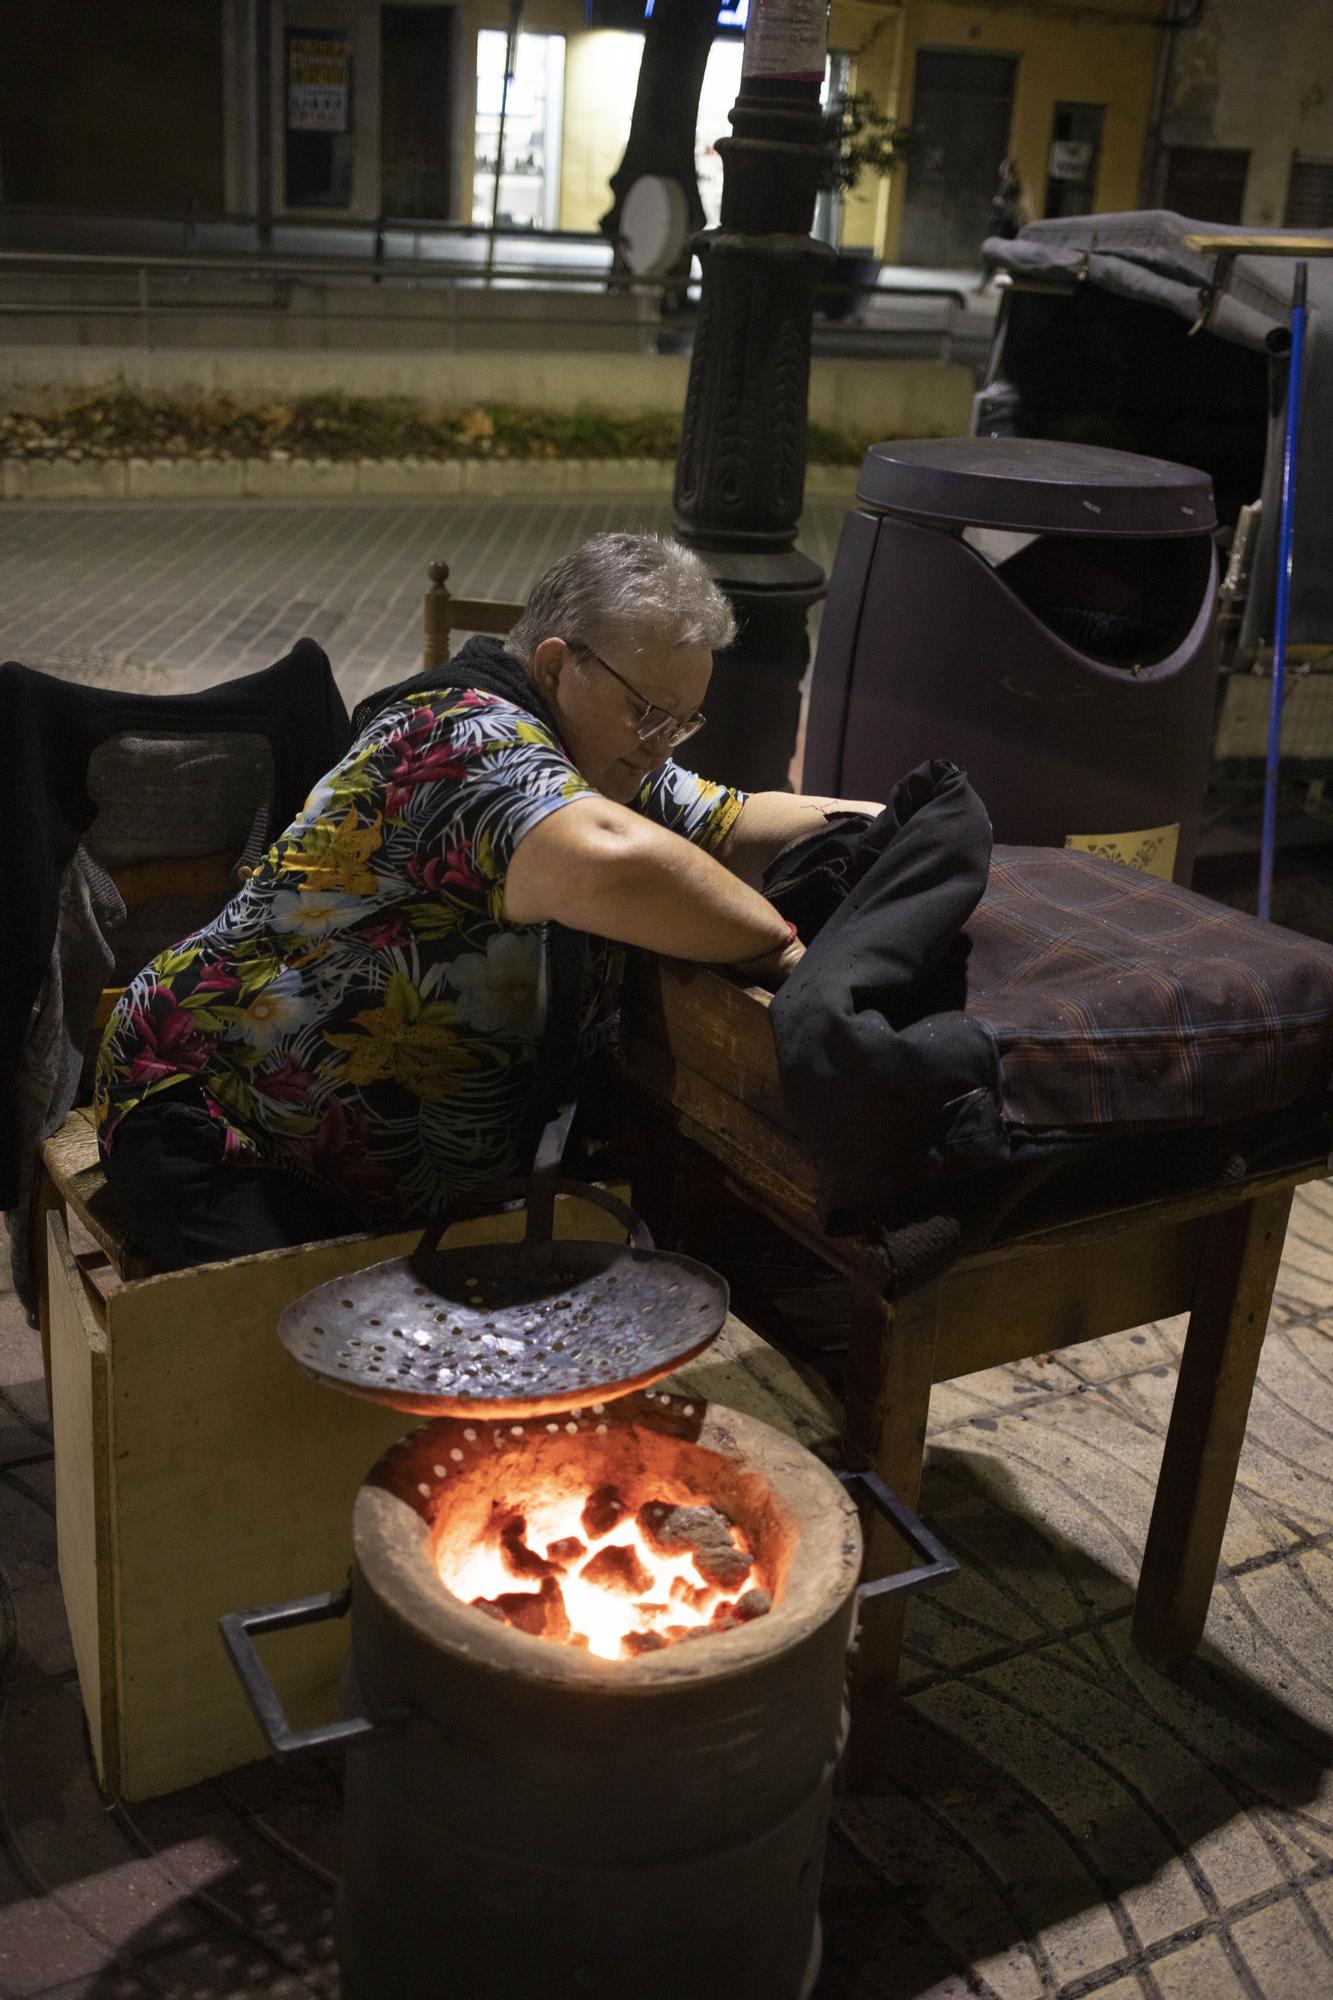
[0,1422,51,1470]
[0,1681,206,1954]
[0,1473,57,1594]
[900,1454,1127,1685]
[0,1845,111,1997]
[120,1920,324,1997]
[924,1403,1153,1607]
[1230,1888,1333,1997]
[6,1573,78,1686]
[1148,1930,1251,1997]
[0,495,852,710]
[21,1976,153,1998]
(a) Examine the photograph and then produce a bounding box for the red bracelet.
[781,919,799,949]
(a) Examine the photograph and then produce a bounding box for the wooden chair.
[421,558,523,667]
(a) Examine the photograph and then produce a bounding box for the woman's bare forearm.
[716,790,883,887]
[502,797,792,962]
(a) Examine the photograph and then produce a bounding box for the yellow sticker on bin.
[1064,823,1179,882]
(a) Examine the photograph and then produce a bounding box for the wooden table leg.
[1132,1186,1294,1674]
[842,1266,940,1786]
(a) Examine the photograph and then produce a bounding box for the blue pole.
[1258,260,1308,921]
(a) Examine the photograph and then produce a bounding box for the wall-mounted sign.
[288,30,351,133]
[1048,138,1094,184]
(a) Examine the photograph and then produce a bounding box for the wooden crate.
[48,1191,837,1802]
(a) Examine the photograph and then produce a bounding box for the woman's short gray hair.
[508,532,736,665]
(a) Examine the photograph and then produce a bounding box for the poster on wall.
[288,30,351,133]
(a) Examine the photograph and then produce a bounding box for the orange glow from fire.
[438,1490,757,1661]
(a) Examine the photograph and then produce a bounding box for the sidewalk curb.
[1,456,860,503]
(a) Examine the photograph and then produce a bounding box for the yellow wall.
[830,0,905,251]
[880,0,1162,263]
[559,29,645,233]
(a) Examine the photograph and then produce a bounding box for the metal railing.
[0,215,980,361]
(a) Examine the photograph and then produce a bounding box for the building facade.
[1153,0,1333,229]
[4,0,1325,263]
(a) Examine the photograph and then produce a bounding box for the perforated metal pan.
[277,1178,729,1419]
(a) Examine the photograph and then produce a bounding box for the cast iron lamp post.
[673,0,833,790]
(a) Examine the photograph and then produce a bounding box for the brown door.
[899,48,1019,269]
[1161,145,1249,223]
[381,5,454,219]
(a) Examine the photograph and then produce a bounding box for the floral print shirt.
[94,689,745,1227]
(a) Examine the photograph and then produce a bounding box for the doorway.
[899,47,1018,269]
[381,5,453,219]
[1161,145,1249,223]
[1045,102,1103,219]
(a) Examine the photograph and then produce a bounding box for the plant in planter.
[817,90,914,322]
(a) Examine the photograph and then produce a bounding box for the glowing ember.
[439,1489,768,1660]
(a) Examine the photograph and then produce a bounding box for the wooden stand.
[617,955,1321,1749]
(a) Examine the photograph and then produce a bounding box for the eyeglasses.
[571,643,706,752]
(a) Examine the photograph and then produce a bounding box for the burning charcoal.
[545,1537,587,1568]
[622,1630,668,1656]
[637,1501,729,1556]
[669,1576,713,1614]
[581,1484,628,1539]
[633,1602,670,1619]
[693,1543,752,1592]
[683,1617,737,1640]
[580,1543,654,1596]
[733,1589,772,1622]
[568,1633,590,1650]
[498,1513,554,1580]
[637,1501,753,1592]
[471,1576,570,1643]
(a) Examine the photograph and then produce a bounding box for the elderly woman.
[95,533,876,1270]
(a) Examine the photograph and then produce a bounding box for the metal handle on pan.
[414,1177,654,1259]
[838,1469,958,1606]
[220,1588,399,1760]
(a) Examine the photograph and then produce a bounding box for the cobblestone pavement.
[1,496,1331,1998]
[2,1185,1330,1999]
[0,495,852,714]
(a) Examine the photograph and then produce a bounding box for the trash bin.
[802,436,1220,884]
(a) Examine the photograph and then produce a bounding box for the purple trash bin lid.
[855,437,1216,538]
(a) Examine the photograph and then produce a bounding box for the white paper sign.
[1048,139,1094,184]
[288,33,350,134]
[742,0,828,82]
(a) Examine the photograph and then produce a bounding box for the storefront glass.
[473,30,567,229]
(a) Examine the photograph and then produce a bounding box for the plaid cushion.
[970,848,1333,1132]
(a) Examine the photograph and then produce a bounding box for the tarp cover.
[982,211,1333,657]
[983,209,1332,352]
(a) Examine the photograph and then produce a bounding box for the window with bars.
[1284,157,1333,229]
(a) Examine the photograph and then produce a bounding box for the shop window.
[1285,157,1333,228]
[473,30,566,230]
[695,38,744,229]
